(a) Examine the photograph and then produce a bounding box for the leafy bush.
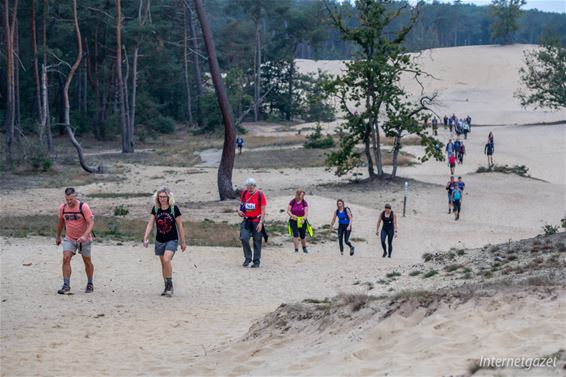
[150,115,176,134]
[114,205,129,217]
[542,224,559,236]
[30,155,53,172]
[304,124,335,149]
[476,164,529,177]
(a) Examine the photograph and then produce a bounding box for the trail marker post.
[403,181,408,217]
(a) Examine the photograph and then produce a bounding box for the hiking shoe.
[303,248,309,254]
[162,282,174,297]
[242,261,251,267]
[382,252,387,258]
[85,283,94,293]
[349,246,355,256]
[57,285,71,295]
[251,264,260,268]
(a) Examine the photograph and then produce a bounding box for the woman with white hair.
[143,187,186,296]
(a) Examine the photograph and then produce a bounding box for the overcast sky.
[415,1,566,13]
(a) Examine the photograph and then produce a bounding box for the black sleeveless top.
[381,211,394,231]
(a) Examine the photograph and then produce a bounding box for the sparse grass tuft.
[423,270,438,279]
[408,270,421,276]
[386,271,401,279]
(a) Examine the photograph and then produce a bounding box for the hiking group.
[55,180,399,296]
[442,112,495,221]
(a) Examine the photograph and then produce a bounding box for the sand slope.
[296,44,566,125]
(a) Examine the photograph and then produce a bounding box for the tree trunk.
[193,0,236,200]
[116,0,133,153]
[253,17,261,122]
[63,0,100,174]
[183,5,193,125]
[57,73,66,135]
[187,2,204,128]
[286,59,294,121]
[363,125,375,179]
[31,0,42,120]
[40,64,49,149]
[129,45,139,142]
[391,135,401,178]
[3,0,19,167]
[42,0,52,152]
[14,18,20,129]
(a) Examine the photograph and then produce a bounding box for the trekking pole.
[403,181,408,217]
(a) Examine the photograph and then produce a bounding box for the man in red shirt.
[56,187,95,294]
[238,178,267,268]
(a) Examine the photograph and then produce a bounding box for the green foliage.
[423,269,438,278]
[561,217,566,229]
[150,115,176,134]
[324,0,440,178]
[490,0,526,45]
[476,164,529,177]
[304,124,335,149]
[30,156,53,172]
[542,224,559,236]
[114,205,130,217]
[516,40,566,110]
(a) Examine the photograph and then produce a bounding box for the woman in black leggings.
[376,203,398,258]
[330,199,355,256]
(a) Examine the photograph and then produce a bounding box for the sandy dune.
[296,45,566,125]
[1,45,566,376]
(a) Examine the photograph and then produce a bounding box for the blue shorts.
[155,240,178,256]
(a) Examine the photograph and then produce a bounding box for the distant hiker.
[287,190,311,254]
[432,117,438,136]
[443,115,448,130]
[488,131,494,145]
[330,199,355,256]
[457,141,466,165]
[56,187,95,295]
[448,118,454,133]
[462,121,470,139]
[453,139,461,159]
[448,153,457,175]
[466,115,472,131]
[236,136,244,154]
[143,187,186,297]
[452,184,463,221]
[457,176,466,202]
[238,178,267,268]
[445,138,454,157]
[446,175,456,214]
[376,204,398,258]
[455,120,463,137]
[485,141,495,167]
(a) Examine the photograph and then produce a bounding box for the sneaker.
[382,252,387,258]
[85,283,94,293]
[57,285,71,295]
[303,248,309,254]
[162,282,173,297]
[242,261,251,267]
[251,264,260,268]
[349,246,355,256]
